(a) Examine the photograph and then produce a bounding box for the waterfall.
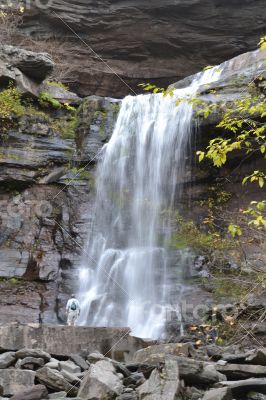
[79,65,222,338]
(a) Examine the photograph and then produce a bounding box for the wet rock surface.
[0,43,265,329]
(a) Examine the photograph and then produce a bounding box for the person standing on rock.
[66,294,81,326]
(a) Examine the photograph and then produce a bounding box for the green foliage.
[258,35,266,50]
[169,213,232,254]
[228,224,242,238]
[0,86,24,118]
[202,65,221,73]
[46,80,69,91]
[212,276,250,300]
[242,170,265,188]
[197,94,266,169]
[0,85,25,134]
[50,112,78,139]
[66,166,95,187]
[38,92,75,113]
[111,103,121,114]
[38,92,62,109]
[94,110,107,119]
[9,277,20,285]
[138,83,175,97]
[0,277,21,285]
[195,90,266,235]
[0,83,78,140]
[243,201,266,229]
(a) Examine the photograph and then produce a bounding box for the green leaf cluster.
[38,92,62,109]
[0,85,25,134]
[0,85,24,119]
[243,201,266,229]
[196,94,266,178]
[138,83,175,97]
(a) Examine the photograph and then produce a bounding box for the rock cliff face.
[20,0,266,97]
[0,47,120,323]
[0,45,265,330]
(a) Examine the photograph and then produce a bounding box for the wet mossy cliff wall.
[0,46,265,327]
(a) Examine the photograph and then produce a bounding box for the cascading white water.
[79,65,222,338]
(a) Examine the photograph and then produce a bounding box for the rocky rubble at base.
[0,340,266,399]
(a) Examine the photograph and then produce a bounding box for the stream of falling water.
[79,66,222,338]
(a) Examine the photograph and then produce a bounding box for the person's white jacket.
[66,298,81,313]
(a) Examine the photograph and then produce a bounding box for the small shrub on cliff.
[0,86,24,118]
[50,113,78,139]
[0,86,25,134]
[167,212,232,254]
[196,92,266,233]
[46,81,69,91]
[38,92,62,109]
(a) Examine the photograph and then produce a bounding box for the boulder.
[20,357,45,370]
[0,59,39,96]
[78,360,123,400]
[123,372,145,387]
[48,393,67,399]
[137,357,180,400]
[9,384,48,400]
[202,387,232,400]
[125,363,155,379]
[222,353,250,363]
[246,349,266,366]
[112,361,131,378]
[0,45,54,81]
[87,352,106,364]
[0,352,16,368]
[16,349,51,362]
[199,364,227,387]
[246,394,266,400]
[59,360,81,374]
[45,361,60,370]
[61,370,81,385]
[0,369,35,397]
[133,343,191,363]
[69,354,89,371]
[39,81,81,105]
[216,363,266,380]
[39,167,67,185]
[36,367,78,396]
[132,353,225,386]
[215,378,266,395]
[116,394,137,400]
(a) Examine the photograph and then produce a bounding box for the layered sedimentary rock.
[0,46,120,324]
[20,0,266,97]
[0,44,265,327]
